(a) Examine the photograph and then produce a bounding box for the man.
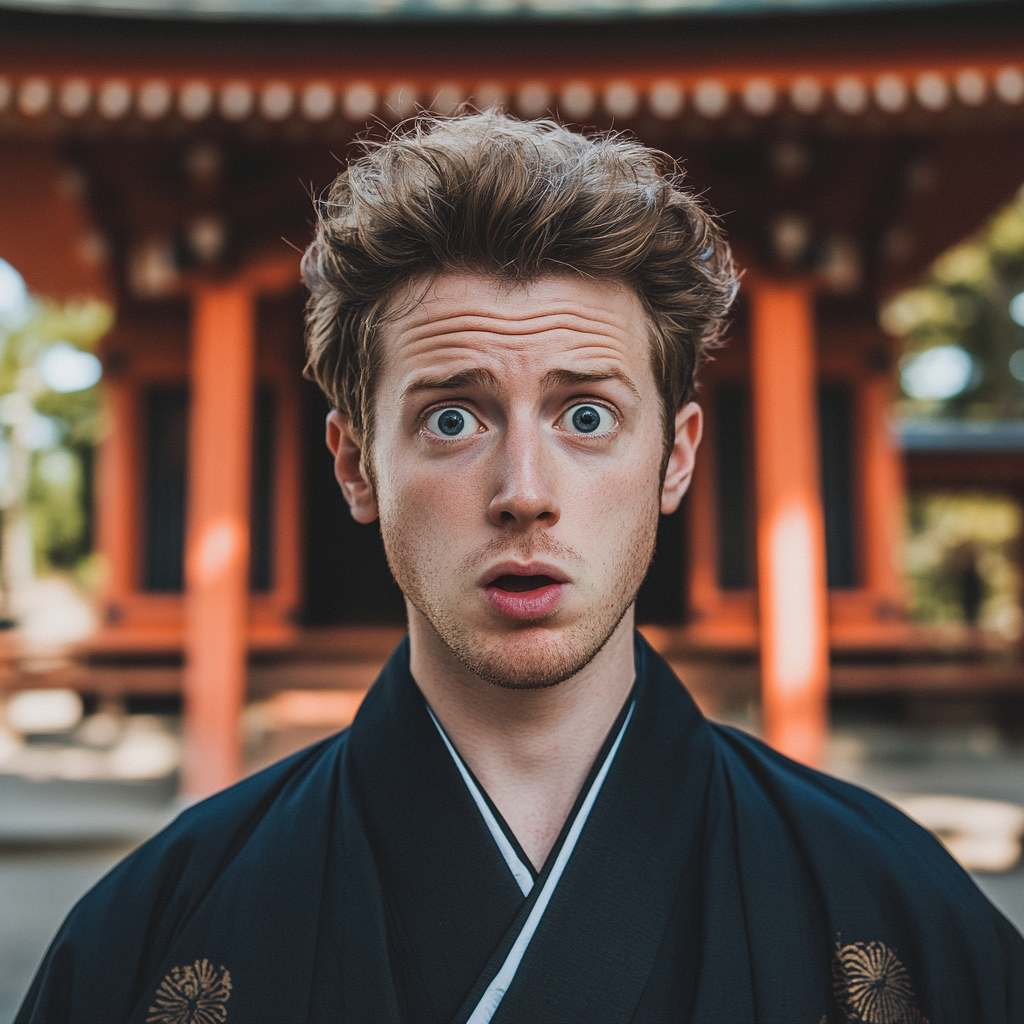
[18,113,1024,1024]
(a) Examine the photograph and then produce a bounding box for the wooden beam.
[0,144,112,304]
[182,281,255,797]
[749,278,830,766]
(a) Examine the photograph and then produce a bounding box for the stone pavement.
[826,722,1024,938]
[0,846,130,1023]
[0,773,180,1024]
[2,727,1023,1024]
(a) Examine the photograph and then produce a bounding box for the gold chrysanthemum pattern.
[832,941,928,1024]
[146,959,232,1024]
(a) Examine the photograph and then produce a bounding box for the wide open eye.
[560,403,616,435]
[425,406,481,438]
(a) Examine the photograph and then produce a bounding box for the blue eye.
[426,407,480,438]
[563,403,615,435]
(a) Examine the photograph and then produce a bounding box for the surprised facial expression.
[334,272,698,689]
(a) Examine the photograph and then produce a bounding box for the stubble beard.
[379,512,660,691]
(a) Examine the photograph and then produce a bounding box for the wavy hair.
[303,111,738,460]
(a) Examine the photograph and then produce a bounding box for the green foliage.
[0,298,112,575]
[881,185,1024,419]
[906,491,1022,638]
[29,448,87,569]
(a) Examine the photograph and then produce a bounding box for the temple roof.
[0,0,1006,20]
[898,420,1024,453]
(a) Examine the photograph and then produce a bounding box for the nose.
[487,419,561,529]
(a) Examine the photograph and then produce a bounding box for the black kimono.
[17,635,1024,1024]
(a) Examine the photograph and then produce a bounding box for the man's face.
[330,272,699,689]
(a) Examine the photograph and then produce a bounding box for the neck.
[408,609,637,871]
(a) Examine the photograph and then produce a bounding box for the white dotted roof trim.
[0,0,1010,20]
[0,66,1021,125]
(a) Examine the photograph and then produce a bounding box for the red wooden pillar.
[182,282,255,797]
[859,374,908,614]
[749,279,830,766]
[96,374,134,619]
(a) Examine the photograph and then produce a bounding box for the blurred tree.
[881,184,1024,419]
[0,281,111,621]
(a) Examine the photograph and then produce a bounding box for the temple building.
[0,0,1021,794]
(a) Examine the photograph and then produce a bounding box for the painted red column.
[95,374,134,619]
[749,279,830,765]
[859,374,908,615]
[183,282,255,797]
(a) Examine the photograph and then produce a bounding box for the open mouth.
[481,565,568,619]
[489,574,559,593]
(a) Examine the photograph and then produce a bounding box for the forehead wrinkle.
[395,308,634,344]
[381,270,650,350]
[396,337,637,391]
[393,321,638,371]
[392,347,642,419]
[380,282,654,408]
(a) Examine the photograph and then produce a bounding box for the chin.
[441,615,627,690]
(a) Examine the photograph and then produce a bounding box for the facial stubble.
[378,493,662,691]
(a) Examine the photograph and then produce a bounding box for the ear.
[661,402,703,515]
[326,410,379,523]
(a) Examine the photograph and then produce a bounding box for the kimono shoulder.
[15,730,351,1024]
[707,722,1024,1022]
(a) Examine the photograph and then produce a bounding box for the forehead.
[375,273,654,392]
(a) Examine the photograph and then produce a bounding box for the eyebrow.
[400,367,500,403]
[541,368,642,401]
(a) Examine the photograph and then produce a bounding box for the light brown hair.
[303,112,737,459]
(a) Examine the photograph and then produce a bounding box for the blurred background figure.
[949,541,985,628]
[0,0,1022,1017]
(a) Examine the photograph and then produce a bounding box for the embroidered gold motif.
[832,941,928,1024]
[146,959,232,1024]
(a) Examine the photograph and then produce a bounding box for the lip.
[479,561,570,622]
[478,561,571,588]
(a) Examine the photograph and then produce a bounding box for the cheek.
[561,452,662,555]
[376,456,483,556]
